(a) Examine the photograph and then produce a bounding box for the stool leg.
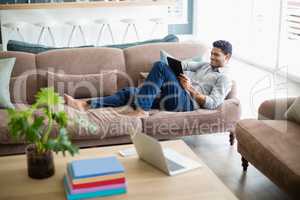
[79,25,87,45]
[122,24,131,43]
[37,27,45,44]
[96,24,105,46]
[107,24,115,44]
[16,27,25,42]
[132,24,140,41]
[241,157,249,171]
[48,27,56,46]
[68,25,76,47]
[229,131,235,146]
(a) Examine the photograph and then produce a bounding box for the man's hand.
[178,74,206,106]
[178,74,192,91]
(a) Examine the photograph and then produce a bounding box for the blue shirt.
[182,61,232,110]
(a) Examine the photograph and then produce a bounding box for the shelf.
[0,0,175,10]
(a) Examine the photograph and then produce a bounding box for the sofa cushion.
[36,47,128,92]
[236,119,300,194]
[142,108,225,136]
[65,105,142,140]
[9,74,38,104]
[47,70,118,99]
[0,104,142,144]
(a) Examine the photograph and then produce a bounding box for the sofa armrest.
[218,97,241,131]
[223,97,240,107]
[258,97,296,120]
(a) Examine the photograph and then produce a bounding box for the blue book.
[64,176,127,200]
[71,156,125,179]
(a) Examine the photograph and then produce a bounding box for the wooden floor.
[183,133,292,200]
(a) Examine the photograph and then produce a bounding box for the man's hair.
[213,40,232,55]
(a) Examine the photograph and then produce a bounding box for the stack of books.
[64,156,127,200]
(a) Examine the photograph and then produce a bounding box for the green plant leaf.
[30,116,45,140]
[7,108,33,141]
[25,126,39,143]
[45,128,78,156]
[35,87,63,107]
[52,111,68,128]
[6,87,78,157]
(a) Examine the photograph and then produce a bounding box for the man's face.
[210,47,231,68]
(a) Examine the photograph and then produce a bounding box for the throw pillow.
[7,40,94,54]
[47,71,118,99]
[103,34,179,49]
[7,34,178,54]
[285,97,300,124]
[0,57,15,109]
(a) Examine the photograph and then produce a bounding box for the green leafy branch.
[7,87,78,156]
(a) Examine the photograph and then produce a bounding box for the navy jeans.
[90,61,196,112]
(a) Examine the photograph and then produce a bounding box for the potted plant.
[7,87,78,179]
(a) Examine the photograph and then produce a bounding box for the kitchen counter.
[0,0,175,10]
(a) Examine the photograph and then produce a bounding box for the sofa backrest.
[2,42,240,105]
[36,47,127,91]
[124,43,209,86]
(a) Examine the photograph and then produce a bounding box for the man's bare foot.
[64,94,88,111]
[126,108,149,118]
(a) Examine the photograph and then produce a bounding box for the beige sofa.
[236,97,300,198]
[0,43,241,155]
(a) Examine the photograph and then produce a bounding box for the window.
[195,0,281,69]
[279,0,300,79]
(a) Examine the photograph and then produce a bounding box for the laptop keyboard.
[166,158,185,171]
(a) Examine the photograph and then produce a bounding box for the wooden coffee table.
[0,140,237,200]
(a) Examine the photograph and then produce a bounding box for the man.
[65,40,232,117]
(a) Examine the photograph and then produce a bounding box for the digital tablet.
[167,57,183,77]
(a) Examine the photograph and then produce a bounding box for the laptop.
[130,132,201,176]
[167,57,184,77]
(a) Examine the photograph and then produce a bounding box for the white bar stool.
[66,21,87,47]
[120,18,140,43]
[2,22,25,42]
[34,22,56,46]
[94,19,115,45]
[149,18,165,37]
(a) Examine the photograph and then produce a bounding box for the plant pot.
[25,144,55,179]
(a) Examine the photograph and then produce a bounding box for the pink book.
[65,175,127,194]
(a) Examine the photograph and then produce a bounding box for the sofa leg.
[229,131,235,146]
[241,157,249,171]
